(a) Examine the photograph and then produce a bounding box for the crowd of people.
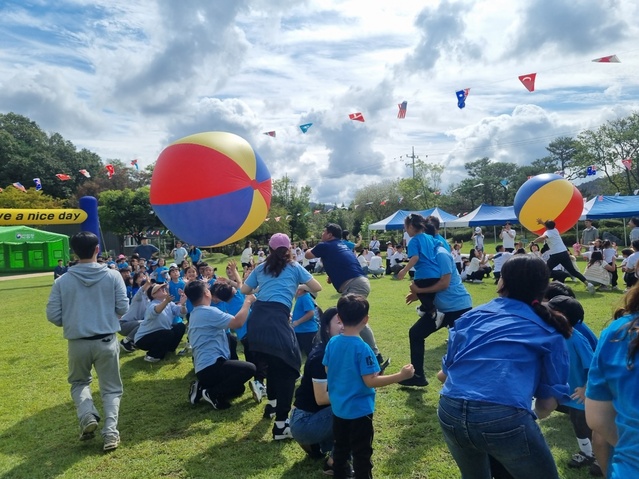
[45,216,639,478]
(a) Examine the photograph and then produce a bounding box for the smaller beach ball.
[150,132,272,247]
[514,174,583,235]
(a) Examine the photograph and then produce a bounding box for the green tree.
[0,187,66,209]
[98,187,163,244]
[544,136,578,179]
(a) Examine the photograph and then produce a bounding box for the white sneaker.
[249,380,266,403]
[415,306,426,317]
[434,312,445,329]
[144,355,161,363]
[586,283,596,295]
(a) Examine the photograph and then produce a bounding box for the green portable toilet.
[0,226,70,273]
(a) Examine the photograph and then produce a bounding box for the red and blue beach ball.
[150,132,272,246]
[514,174,583,235]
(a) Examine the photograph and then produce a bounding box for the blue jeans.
[289,406,334,454]
[437,396,559,479]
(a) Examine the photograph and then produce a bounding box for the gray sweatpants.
[340,276,380,356]
[68,334,123,438]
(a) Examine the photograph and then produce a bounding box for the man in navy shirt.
[306,223,389,371]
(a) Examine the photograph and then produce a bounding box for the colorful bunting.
[397,101,407,119]
[398,196,403,204]
[413,194,422,200]
[456,89,470,109]
[592,55,620,63]
[380,199,388,206]
[56,174,71,181]
[598,195,604,201]
[499,179,509,188]
[313,210,320,214]
[79,169,91,178]
[299,123,313,133]
[622,158,632,170]
[105,164,115,179]
[349,112,365,122]
[518,73,536,92]
[264,131,276,137]
[13,182,26,192]
[264,217,270,221]
[131,159,139,170]
[274,216,281,222]
[33,178,42,191]
[586,165,597,176]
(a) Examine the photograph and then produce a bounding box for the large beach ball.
[514,174,583,235]
[150,132,272,247]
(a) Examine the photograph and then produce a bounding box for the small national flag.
[264,218,270,222]
[274,216,281,222]
[413,194,422,200]
[592,55,620,63]
[380,199,388,206]
[634,189,639,195]
[299,123,313,133]
[398,196,403,204]
[13,182,27,192]
[33,178,42,191]
[434,191,441,196]
[131,159,139,170]
[264,131,276,137]
[286,215,291,220]
[598,195,604,201]
[365,202,373,206]
[456,89,470,109]
[105,164,115,179]
[79,169,91,178]
[518,73,536,92]
[587,165,597,176]
[313,210,320,214]
[397,101,407,119]
[500,179,509,188]
[349,112,365,122]
[622,158,632,170]
[56,173,71,181]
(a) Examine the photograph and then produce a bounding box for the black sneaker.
[568,451,594,468]
[79,413,99,441]
[119,338,136,353]
[322,458,354,477]
[299,443,325,459]
[201,390,231,410]
[399,374,429,387]
[376,354,391,374]
[589,459,603,477]
[188,380,202,405]
[263,404,276,419]
[272,419,292,440]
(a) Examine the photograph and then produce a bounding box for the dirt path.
[0,272,52,282]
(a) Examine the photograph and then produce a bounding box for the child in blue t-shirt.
[323,294,414,478]
[397,214,440,319]
[292,286,319,356]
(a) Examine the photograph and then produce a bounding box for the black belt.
[81,333,113,340]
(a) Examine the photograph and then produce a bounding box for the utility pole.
[405,147,426,179]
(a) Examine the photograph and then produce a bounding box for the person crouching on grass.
[184,280,256,410]
[323,294,414,479]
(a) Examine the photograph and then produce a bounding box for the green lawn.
[0,258,625,479]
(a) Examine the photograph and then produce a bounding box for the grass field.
[0,256,625,479]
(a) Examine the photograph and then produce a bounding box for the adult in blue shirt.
[306,223,389,370]
[241,233,322,441]
[586,289,639,478]
[132,235,159,261]
[437,254,572,479]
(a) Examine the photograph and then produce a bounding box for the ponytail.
[531,301,572,339]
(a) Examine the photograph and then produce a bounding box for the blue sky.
[1,0,638,203]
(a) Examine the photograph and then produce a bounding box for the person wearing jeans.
[437,255,572,478]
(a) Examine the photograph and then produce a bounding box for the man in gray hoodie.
[46,231,129,452]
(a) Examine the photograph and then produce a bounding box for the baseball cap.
[269,233,291,250]
[117,254,126,260]
[169,263,178,269]
[547,295,584,326]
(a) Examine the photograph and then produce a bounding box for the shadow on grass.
[0,284,52,292]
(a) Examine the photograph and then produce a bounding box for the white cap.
[475,227,482,233]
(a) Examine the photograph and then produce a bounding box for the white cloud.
[1,0,639,204]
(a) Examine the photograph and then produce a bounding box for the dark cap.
[547,295,584,326]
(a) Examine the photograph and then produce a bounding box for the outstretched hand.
[399,364,415,380]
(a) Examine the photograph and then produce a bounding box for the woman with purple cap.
[241,233,322,441]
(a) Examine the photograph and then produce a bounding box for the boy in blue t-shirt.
[323,294,414,478]
[291,286,319,357]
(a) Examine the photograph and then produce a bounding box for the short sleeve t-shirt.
[406,233,440,280]
[292,292,318,334]
[323,335,380,419]
[294,343,328,413]
[189,305,233,373]
[244,261,312,308]
[544,228,567,255]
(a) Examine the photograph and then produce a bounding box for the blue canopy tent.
[579,195,639,245]
[444,204,518,227]
[368,207,457,230]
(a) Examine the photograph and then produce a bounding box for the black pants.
[556,405,592,440]
[413,278,439,316]
[295,332,316,357]
[135,323,186,359]
[241,338,267,384]
[196,357,256,402]
[254,352,299,421]
[547,251,587,283]
[333,414,374,479]
[608,263,618,287]
[408,308,470,377]
[624,271,637,288]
